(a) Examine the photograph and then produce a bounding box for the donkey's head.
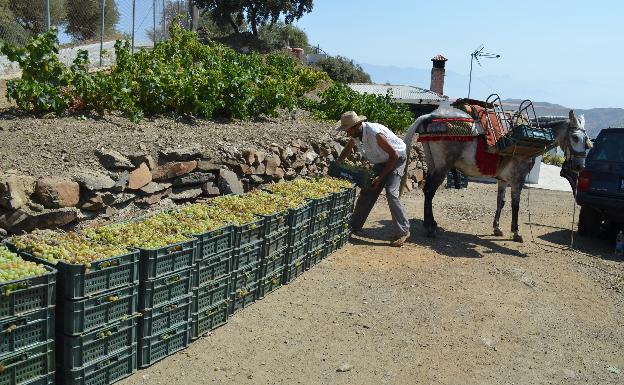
[561,110,592,172]
[539,111,592,172]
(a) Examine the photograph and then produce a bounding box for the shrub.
[542,153,565,167]
[313,55,371,84]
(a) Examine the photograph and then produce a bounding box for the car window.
[590,133,624,162]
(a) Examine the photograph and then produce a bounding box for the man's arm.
[338,139,356,161]
[371,134,399,189]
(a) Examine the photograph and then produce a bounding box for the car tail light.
[578,170,591,192]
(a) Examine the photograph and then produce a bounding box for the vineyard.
[1,176,355,383]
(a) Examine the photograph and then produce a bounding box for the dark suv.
[576,128,624,236]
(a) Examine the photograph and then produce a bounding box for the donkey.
[402,109,591,242]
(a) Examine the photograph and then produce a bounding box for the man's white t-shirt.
[355,122,406,164]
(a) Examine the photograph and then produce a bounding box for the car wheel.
[578,206,602,237]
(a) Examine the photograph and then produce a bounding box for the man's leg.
[351,184,384,231]
[385,171,410,237]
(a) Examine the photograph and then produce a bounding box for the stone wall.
[0,139,427,238]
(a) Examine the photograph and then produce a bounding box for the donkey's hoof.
[513,233,524,243]
[493,228,504,237]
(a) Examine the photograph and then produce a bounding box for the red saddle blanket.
[475,136,500,176]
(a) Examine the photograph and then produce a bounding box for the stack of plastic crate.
[190,226,233,340]
[0,252,56,385]
[228,218,265,314]
[286,195,328,278]
[6,241,141,385]
[137,240,195,368]
[323,186,355,257]
[257,209,291,299]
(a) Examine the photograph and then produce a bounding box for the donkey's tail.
[400,115,429,197]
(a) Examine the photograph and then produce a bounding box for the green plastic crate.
[231,241,263,271]
[0,340,54,385]
[309,212,329,235]
[193,250,231,288]
[307,229,327,252]
[233,218,264,248]
[0,308,54,357]
[327,234,347,255]
[190,225,233,261]
[7,242,138,302]
[307,245,326,268]
[59,345,136,385]
[328,161,374,189]
[260,210,289,236]
[283,257,307,285]
[285,241,307,265]
[138,323,190,368]
[139,268,193,311]
[261,251,287,278]
[60,285,138,336]
[287,203,312,228]
[58,315,137,369]
[263,229,289,258]
[230,262,260,292]
[138,239,196,281]
[0,264,55,320]
[139,295,192,339]
[258,267,284,299]
[190,303,228,341]
[287,221,310,246]
[193,276,229,314]
[228,282,258,315]
[309,196,332,217]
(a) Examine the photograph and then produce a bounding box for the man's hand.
[370,176,382,190]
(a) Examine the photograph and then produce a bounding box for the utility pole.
[131,0,136,54]
[100,0,106,67]
[153,0,157,43]
[45,0,51,30]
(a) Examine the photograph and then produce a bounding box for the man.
[336,111,410,247]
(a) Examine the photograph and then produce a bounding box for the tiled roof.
[347,83,448,105]
[431,54,447,61]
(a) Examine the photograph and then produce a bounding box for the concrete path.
[526,163,572,192]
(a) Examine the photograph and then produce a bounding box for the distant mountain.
[501,99,624,138]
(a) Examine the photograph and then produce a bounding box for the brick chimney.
[430,54,447,96]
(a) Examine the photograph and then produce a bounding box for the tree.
[313,56,372,84]
[0,0,65,46]
[259,22,309,50]
[192,0,313,36]
[65,0,119,41]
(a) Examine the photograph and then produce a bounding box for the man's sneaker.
[390,231,410,247]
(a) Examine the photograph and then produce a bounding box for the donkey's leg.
[423,169,447,237]
[510,181,524,243]
[493,181,507,236]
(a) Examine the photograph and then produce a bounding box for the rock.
[264,156,281,176]
[319,146,331,158]
[74,171,115,191]
[414,169,425,182]
[304,150,318,165]
[307,164,318,174]
[236,164,253,176]
[218,169,244,195]
[140,182,172,195]
[250,175,265,184]
[81,192,115,211]
[171,172,215,187]
[151,161,197,182]
[291,159,305,170]
[242,149,256,165]
[337,364,352,372]
[0,174,36,210]
[0,207,79,233]
[135,188,172,206]
[159,145,204,162]
[252,163,266,175]
[253,151,266,166]
[27,202,44,212]
[127,163,152,190]
[196,160,221,173]
[34,177,79,208]
[284,168,296,180]
[113,193,137,206]
[273,168,285,180]
[169,187,203,201]
[0,227,7,238]
[280,147,294,162]
[95,148,134,170]
[332,141,344,157]
[201,182,220,197]
[112,171,129,192]
[127,153,158,170]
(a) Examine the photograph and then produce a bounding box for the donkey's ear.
[569,110,578,127]
[577,114,586,129]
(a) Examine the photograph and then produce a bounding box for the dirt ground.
[119,183,624,385]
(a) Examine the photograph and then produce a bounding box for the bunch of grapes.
[0,246,48,283]
[340,160,376,180]
[82,219,192,250]
[266,177,353,199]
[9,230,127,267]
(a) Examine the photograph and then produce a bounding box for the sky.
[293,0,624,110]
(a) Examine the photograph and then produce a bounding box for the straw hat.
[335,111,367,131]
